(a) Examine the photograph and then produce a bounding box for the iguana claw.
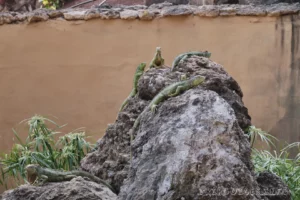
[151,105,157,113]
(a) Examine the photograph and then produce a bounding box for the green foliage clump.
[249,126,300,200]
[0,115,94,189]
[40,0,60,10]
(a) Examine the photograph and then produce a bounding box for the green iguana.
[149,47,165,69]
[25,164,116,193]
[119,63,147,112]
[171,51,212,72]
[129,75,206,161]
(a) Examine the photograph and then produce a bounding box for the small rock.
[111,7,123,12]
[138,10,155,20]
[13,13,27,22]
[100,10,120,19]
[47,10,63,18]
[63,10,86,20]
[120,10,138,20]
[27,12,49,23]
[161,5,194,16]
[236,5,267,16]
[0,13,14,25]
[125,5,147,10]
[220,6,237,16]
[267,3,300,16]
[190,0,214,5]
[84,9,100,20]
[195,5,219,17]
[1,177,117,200]
[148,2,173,9]
[257,171,291,200]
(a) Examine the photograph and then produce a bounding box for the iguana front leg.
[178,55,191,67]
[33,174,48,186]
[168,86,185,97]
[180,74,187,81]
[150,104,158,113]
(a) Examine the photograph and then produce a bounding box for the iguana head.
[137,62,147,71]
[191,75,205,86]
[25,164,40,184]
[203,51,211,58]
[25,164,40,174]
[156,47,161,53]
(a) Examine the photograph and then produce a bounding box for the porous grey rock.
[0,12,14,24]
[12,12,27,22]
[266,3,300,16]
[84,9,100,20]
[81,56,252,195]
[80,54,290,199]
[1,177,117,200]
[98,9,120,19]
[47,10,63,18]
[27,10,49,23]
[118,87,259,199]
[239,0,263,4]
[124,5,148,10]
[146,0,188,6]
[148,1,174,9]
[161,5,195,16]
[120,10,138,19]
[219,5,237,16]
[63,10,86,20]
[195,5,220,17]
[256,171,291,200]
[236,5,267,16]
[190,0,215,5]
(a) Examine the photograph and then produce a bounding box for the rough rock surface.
[80,55,291,199]
[118,88,258,199]
[1,177,117,200]
[256,171,291,200]
[81,55,252,196]
[116,58,255,199]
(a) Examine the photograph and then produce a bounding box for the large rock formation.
[0,54,291,199]
[80,55,290,199]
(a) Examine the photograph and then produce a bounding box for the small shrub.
[40,0,60,10]
[249,125,300,200]
[0,115,95,189]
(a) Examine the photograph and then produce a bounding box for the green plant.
[39,0,60,10]
[245,125,278,148]
[249,125,300,200]
[0,115,94,189]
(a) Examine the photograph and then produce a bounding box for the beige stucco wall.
[0,14,300,192]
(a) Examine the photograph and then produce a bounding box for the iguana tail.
[72,170,116,193]
[119,63,146,112]
[119,90,134,112]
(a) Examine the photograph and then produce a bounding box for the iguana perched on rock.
[171,51,211,72]
[129,75,206,161]
[149,47,165,69]
[25,164,116,193]
[119,62,147,112]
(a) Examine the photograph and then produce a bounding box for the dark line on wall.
[281,17,285,53]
